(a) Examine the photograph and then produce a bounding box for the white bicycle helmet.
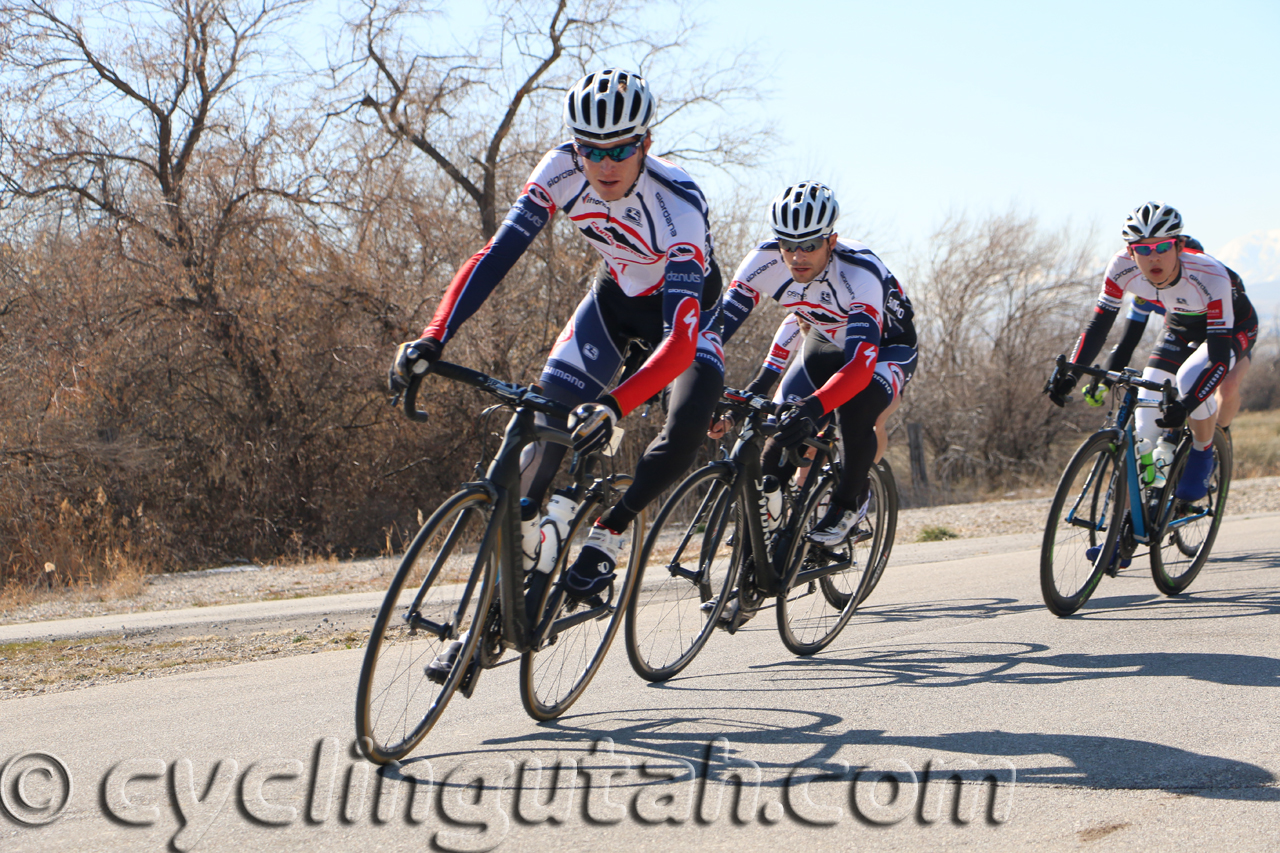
[564,68,656,143]
[770,182,840,240]
[1121,202,1183,243]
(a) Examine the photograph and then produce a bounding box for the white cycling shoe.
[806,496,869,547]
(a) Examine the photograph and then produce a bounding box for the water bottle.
[534,491,579,575]
[1152,439,1175,489]
[1136,437,1156,487]
[761,476,783,531]
[520,498,540,573]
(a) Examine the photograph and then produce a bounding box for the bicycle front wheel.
[1040,432,1124,616]
[1150,427,1231,595]
[356,487,496,764]
[519,475,643,720]
[624,465,740,682]
[777,477,863,655]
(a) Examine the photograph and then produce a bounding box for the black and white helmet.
[564,68,656,143]
[1121,202,1183,243]
[770,182,840,240]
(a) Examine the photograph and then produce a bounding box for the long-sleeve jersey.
[423,143,715,416]
[1069,247,1235,408]
[719,238,915,414]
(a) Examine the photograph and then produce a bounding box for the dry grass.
[0,628,367,698]
[1230,409,1280,478]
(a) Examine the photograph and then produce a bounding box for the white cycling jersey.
[1097,248,1233,330]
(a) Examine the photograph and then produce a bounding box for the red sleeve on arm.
[610,296,700,416]
[812,341,879,414]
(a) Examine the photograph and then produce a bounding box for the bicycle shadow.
[439,704,1279,800]
[1072,585,1280,620]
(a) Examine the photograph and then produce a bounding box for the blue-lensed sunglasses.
[1131,239,1178,256]
[574,137,644,163]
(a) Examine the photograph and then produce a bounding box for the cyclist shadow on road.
[469,704,1278,801]
[1063,583,1280,620]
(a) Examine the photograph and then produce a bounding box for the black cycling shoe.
[424,639,463,685]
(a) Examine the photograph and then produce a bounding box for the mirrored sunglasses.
[778,235,829,253]
[574,138,643,163]
[1131,239,1178,257]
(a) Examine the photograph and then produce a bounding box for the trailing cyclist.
[1045,202,1257,502]
[718,182,917,546]
[388,69,724,622]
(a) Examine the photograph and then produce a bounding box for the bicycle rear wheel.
[519,475,643,720]
[777,477,863,655]
[820,459,898,610]
[356,487,496,763]
[624,465,740,682]
[1040,432,1124,616]
[1150,427,1231,595]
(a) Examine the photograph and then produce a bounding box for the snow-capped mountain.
[1217,229,1280,320]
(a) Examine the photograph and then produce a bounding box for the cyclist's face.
[780,233,837,284]
[1128,236,1183,287]
[577,134,650,202]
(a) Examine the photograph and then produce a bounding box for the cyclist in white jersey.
[1046,202,1255,501]
[389,69,725,614]
[718,182,917,545]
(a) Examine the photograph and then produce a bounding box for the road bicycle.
[1040,356,1232,616]
[623,387,897,681]
[355,362,643,763]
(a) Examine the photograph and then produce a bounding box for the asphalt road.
[2,512,1278,852]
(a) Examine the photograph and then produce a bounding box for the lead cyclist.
[388,69,724,633]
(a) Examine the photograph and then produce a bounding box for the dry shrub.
[896,210,1099,497]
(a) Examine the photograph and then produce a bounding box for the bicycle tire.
[1040,431,1124,616]
[623,465,740,682]
[356,487,497,763]
[1149,427,1231,595]
[519,475,643,720]
[820,459,899,609]
[776,477,863,655]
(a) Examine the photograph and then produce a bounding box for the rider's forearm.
[610,260,706,415]
[718,280,759,346]
[1103,311,1150,373]
[812,341,878,413]
[1068,302,1119,372]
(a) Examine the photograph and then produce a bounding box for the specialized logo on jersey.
[667,242,704,265]
[524,182,555,210]
[680,304,699,341]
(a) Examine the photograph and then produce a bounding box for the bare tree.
[340,0,773,238]
[898,210,1099,491]
[0,0,327,407]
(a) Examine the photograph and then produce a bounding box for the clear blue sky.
[667,0,1280,265]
